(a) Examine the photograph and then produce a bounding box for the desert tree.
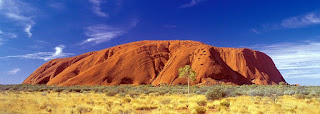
[179,65,196,97]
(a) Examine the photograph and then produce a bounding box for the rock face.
[23,40,286,86]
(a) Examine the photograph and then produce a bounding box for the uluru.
[22,40,286,86]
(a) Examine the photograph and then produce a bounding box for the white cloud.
[0,30,3,45]
[0,38,3,46]
[0,29,17,38]
[282,12,320,28]
[24,24,32,38]
[253,41,320,79]
[5,12,31,21]
[0,29,18,45]
[7,33,17,38]
[163,25,177,29]
[89,0,108,17]
[8,68,20,75]
[81,25,124,45]
[0,0,36,37]
[180,0,206,8]
[251,12,320,33]
[48,2,65,10]
[250,28,260,34]
[130,18,139,28]
[3,45,74,61]
[81,19,138,45]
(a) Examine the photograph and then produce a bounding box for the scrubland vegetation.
[1,84,320,113]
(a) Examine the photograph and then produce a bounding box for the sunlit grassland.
[1,91,320,114]
[1,84,320,113]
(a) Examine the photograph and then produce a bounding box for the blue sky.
[0,0,320,85]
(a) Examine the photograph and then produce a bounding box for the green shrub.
[71,88,81,93]
[227,90,242,97]
[118,92,126,97]
[248,89,265,96]
[279,82,287,85]
[206,87,226,100]
[128,91,140,98]
[53,88,63,92]
[284,90,295,95]
[158,89,169,95]
[197,100,207,106]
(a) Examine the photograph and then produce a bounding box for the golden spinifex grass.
[1,91,320,114]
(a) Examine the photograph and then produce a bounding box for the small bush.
[284,90,295,95]
[220,101,230,107]
[161,98,171,105]
[294,94,305,99]
[118,92,126,97]
[227,90,242,97]
[135,105,157,110]
[105,90,117,96]
[123,97,131,103]
[45,107,52,112]
[193,106,206,114]
[76,105,93,113]
[248,89,265,96]
[175,104,188,110]
[206,87,226,100]
[128,91,140,98]
[53,88,63,92]
[71,88,81,93]
[279,82,287,85]
[197,100,207,106]
[207,104,216,109]
[41,92,47,96]
[158,89,168,95]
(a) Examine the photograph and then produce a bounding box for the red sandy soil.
[22,40,286,86]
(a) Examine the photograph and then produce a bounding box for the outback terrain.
[1,84,320,114]
[2,41,317,114]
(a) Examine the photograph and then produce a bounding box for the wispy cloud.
[0,29,18,45]
[251,12,320,33]
[0,30,3,45]
[81,25,125,45]
[180,0,206,8]
[0,30,17,38]
[8,68,20,75]
[249,28,260,34]
[0,0,36,37]
[249,23,282,33]
[2,45,74,61]
[48,2,65,10]
[89,0,108,17]
[81,19,139,45]
[252,41,320,79]
[24,24,32,37]
[163,24,177,29]
[0,38,3,46]
[282,12,320,28]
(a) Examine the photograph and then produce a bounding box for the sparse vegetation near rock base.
[1,84,320,113]
[1,91,320,114]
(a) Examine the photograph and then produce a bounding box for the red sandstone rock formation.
[22,40,286,86]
